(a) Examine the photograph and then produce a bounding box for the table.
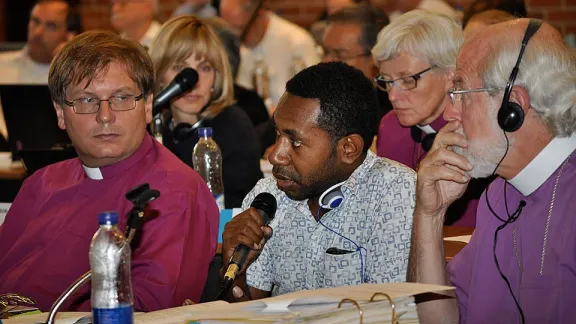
[216,226,474,260]
[444,226,474,261]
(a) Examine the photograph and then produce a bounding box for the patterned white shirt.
[245,151,416,296]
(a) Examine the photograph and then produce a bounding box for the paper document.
[133,282,453,323]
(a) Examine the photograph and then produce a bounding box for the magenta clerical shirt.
[0,134,219,312]
[448,136,576,323]
[376,111,481,226]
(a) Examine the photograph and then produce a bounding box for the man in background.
[321,4,392,119]
[0,0,82,147]
[110,0,161,49]
[220,0,320,109]
[0,0,81,84]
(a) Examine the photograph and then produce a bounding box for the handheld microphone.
[152,68,199,116]
[221,192,277,295]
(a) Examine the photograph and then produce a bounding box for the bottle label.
[93,304,134,324]
[214,193,225,211]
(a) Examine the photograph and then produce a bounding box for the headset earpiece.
[498,101,524,132]
[319,182,345,210]
[497,18,542,133]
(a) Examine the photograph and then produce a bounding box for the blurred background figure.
[204,16,271,156]
[110,0,160,49]
[172,0,217,18]
[309,0,367,44]
[150,16,263,208]
[463,9,514,38]
[372,10,485,226]
[462,0,526,28]
[385,0,458,21]
[0,0,82,151]
[0,0,82,84]
[322,3,392,120]
[219,0,320,111]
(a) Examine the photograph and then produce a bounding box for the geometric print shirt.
[245,151,416,296]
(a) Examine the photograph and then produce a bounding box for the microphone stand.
[45,183,160,324]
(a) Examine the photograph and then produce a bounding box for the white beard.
[453,125,508,179]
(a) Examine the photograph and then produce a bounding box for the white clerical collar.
[417,124,436,135]
[509,135,576,196]
[82,165,103,180]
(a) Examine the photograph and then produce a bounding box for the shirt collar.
[81,134,155,180]
[509,135,576,196]
[416,114,447,134]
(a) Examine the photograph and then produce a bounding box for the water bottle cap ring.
[198,127,213,137]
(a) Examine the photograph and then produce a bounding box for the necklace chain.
[513,156,570,276]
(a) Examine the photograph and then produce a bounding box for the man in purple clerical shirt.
[0,31,220,312]
[408,19,576,323]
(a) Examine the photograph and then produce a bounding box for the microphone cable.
[484,131,526,324]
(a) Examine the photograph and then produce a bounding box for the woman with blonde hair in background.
[150,16,262,208]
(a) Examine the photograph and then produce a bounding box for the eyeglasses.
[447,87,503,105]
[374,67,434,92]
[64,94,143,114]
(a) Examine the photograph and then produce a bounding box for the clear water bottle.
[90,211,134,324]
[193,127,225,210]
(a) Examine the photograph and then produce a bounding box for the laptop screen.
[0,84,72,156]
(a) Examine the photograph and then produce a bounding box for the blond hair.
[149,16,235,119]
[372,9,463,69]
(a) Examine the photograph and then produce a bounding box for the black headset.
[497,18,542,133]
[169,101,213,143]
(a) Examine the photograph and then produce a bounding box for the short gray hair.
[372,9,463,69]
[480,31,576,137]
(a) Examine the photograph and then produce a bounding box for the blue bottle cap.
[198,127,213,137]
[98,211,118,225]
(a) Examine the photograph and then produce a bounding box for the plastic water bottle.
[90,211,134,324]
[193,127,225,210]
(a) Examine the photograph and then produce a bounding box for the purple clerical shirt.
[376,111,479,226]
[448,141,576,323]
[0,134,219,312]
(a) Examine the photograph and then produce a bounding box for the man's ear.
[54,101,66,130]
[509,85,531,115]
[338,134,364,164]
[144,93,153,124]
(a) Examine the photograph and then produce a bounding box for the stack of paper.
[135,282,453,324]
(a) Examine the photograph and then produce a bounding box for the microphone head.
[175,68,199,90]
[251,192,277,224]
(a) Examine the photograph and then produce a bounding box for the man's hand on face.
[221,207,273,276]
[415,120,473,222]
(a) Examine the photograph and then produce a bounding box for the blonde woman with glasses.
[150,16,263,208]
[372,10,484,226]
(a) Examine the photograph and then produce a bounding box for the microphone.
[152,68,199,115]
[221,192,277,295]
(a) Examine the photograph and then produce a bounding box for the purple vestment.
[377,111,479,226]
[0,134,219,312]
[449,136,576,323]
